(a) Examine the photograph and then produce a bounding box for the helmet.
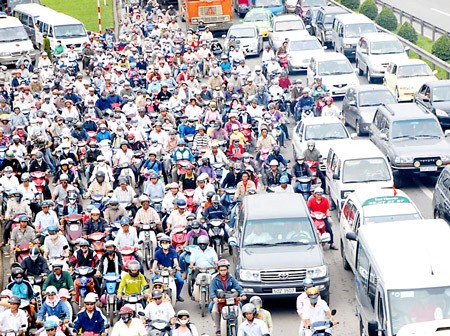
[212,195,220,204]
[177,139,186,146]
[48,225,58,233]
[95,171,105,179]
[249,296,262,309]
[128,260,140,275]
[46,286,58,295]
[8,296,21,305]
[19,215,28,222]
[177,310,190,319]
[59,174,69,181]
[58,288,71,299]
[307,140,315,148]
[303,278,315,287]
[152,278,165,289]
[11,267,24,278]
[84,292,97,303]
[160,235,171,244]
[176,198,187,209]
[234,163,241,171]
[30,246,40,261]
[105,240,116,248]
[242,303,256,316]
[306,287,320,304]
[269,159,278,166]
[152,289,163,299]
[302,87,310,94]
[79,239,89,247]
[119,306,134,315]
[314,187,324,195]
[280,176,289,184]
[217,259,230,268]
[139,195,150,203]
[44,320,58,330]
[197,235,209,245]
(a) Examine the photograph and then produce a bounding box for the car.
[233,0,251,18]
[383,59,438,102]
[306,53,360,96]
[355,32,409,83]
[433,165,450,225]
[414,80,450,129]
[303,7,320,35]
[242,8,273,40]
[295,0,327,18]
[292,116,352,166]
[342,85,397,135]
[224,23,263,57]
[287,36,325,74]
[314,6,347,46]
[340,188,423,272]
[284,0,298,13]
[252,0,284,16]
[230,193,330,301]
[369,103,450,187]
[269,15,309,51]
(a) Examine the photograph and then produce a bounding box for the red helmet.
[217,259,230,268]
[127,133,135,140]
[119,306,134,315]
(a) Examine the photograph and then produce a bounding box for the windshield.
[243,218,316,247]
[304,123,349,140]
[370,40,404,55]
[318,59,354,76]
[342,158,391,183]
[432,87,450,102]
[302,0,326,6]
[388,286,450,335]
[324,13,339,25]
[344,23,377,38]
[54,24,86,38]
[0,26,29,42]
[359,90,396,107]
[391,119,443,139]
[245,12,270,21]
[397,64,433,78]
[289,39,322,51]
[255,0,282,7]
[229,27,256,38]
[365,213,421,224]
[274,20,305,32]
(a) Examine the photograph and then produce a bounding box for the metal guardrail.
[328,0,450,79]
[373,0,449,42]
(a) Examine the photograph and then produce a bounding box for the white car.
[340,188,423,272]
[383,59,438,102]
[292,116,352,165]
[306,53,360,96]
[224,24,263,57]
[268,15,309,50]
[287,36,325,74]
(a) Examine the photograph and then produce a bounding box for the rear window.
[342,158,391,183]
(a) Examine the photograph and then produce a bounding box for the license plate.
[70,224,79,231]
[272,288,295,294]
[226,297,235,305]
[420,166,437,172]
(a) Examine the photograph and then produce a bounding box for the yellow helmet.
[306,287,320,296]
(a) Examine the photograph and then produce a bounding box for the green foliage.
[432,35,450,62]
[375,7,398,31]
[397,22,418,44]
[341,0,360,11]
[359,0,378,20]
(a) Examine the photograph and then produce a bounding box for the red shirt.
[307,196,330,213]
[278,77,291,90]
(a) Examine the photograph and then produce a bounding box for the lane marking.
[414,178,434,200]
[431,8,450,17]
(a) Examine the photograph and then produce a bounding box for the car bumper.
[329,86,349,96]
[342,47,356,59]
[0,49,36,65]
[189,22,232,32]
[397,90,416,102]
[239,277,330,298]
[237,6,249,15]
[289,61,309,71]
[243,46,260,56]
[393,165,446,175]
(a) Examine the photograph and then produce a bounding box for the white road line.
[414,179,434,200]
[431,8,450,17]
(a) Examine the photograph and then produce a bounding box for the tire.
[356,61,363,76]
[356,119,362,136]
[341,240,351,271]
[360,318,365,336]
[187,273,193,297]
[201,289,207,317]
[229,323,237,336]
[342,111,348,126]
[395,87,400,101]
[144,244,151,271]
[366,68,372,83]
[108,302,115,325]
[434,209,441,219]
[394,173,404,188]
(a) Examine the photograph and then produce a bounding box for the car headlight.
[394,156,414,164]
[372,64,385,73]
[0,52,11,56]
[307,265,327,278]
[239,269,261,281]
[435,109,448,117]
[399,86,414,90]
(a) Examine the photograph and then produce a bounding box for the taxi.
[339,188,423,273]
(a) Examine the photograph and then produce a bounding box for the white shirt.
[274,185,294,193]
[237,318,269,336]
[111,318,147,336]
[114,229,139,249]
[193,184,215,205]
[0,309,28,332]
[35,210,59,231]
[143,301,175,322]
[44,234,69,260]
[302,299,330,323]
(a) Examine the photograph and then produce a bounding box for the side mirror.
[138,311,145,317]
[228,236,239,248]
[360,48,368,54]
[268,28,273,32]
[332,173,339,180]
[350,132,357,138]
[432,70,438,75]
[404,46,410,52]
[104,323,110,329]
[368,321,379,336]
[331,309,337,316]
[354,68,359,73]
[346,232,357,241]
[322,46,327,50]
[445,130,450,137]
[63,245,69,250]
[380,133,388,141]
[138,240,144,244]
[143,284,150,290]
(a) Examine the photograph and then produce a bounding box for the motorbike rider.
[42,261,74,294]
[210,259,244,336]
[307,187,337,250]
[112,177,138,211]
[6,267,34,302]
[262,160,283,192]
[68,239,99,269]
[193,173,215,208]
[2,190,32,245]
[249,296,273,334]
[21,246,50,279]
[172,310,199,336]
[96,240,124,276]
[238,303,270,336]
[274,175,294,193]
[143,289,175,324]
[302,140,326,188]
[162,182,186,216]
[134,195,161,230]
[171,139,195,182]
[86,171,113,199]
[83,207,107,236]
[291,155,312,193]
[111,306,147,336]
[37,285,70,325]
[302,287,337,331]
[294,87,314,121]
[179,164,198,191]
[10,215,35,256]
[188,235,218,296]
[73,292,107,336]
[43,226,69,261]
[151,235,184,302]
[117,260,149,304]
[296,278,317,319]
[143,172,165,200]
[0,295,27,335]
[203,195,227,221]
[103,198,127,224]
[267,145,288,168]
[42,319,65,336]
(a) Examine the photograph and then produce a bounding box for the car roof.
[390,59,427,66]
[289,35,320,42]
[358,219,450,289]
[379,103,436,121]
[273,14,303,22]
[313,52,348,61]
[360,32,399,41]
[301,116,344,125]
[245,8,273,15]
[424,80,450,88]
[229,23,258,29]
[348,84,391,93]
[243,193,309,220]
[333,13,374,23]
[329,139,384,159]
[318,5,347,14]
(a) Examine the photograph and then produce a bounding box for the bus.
[179,0,232,32]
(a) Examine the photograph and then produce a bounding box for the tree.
[341,0,360,10]
[432,35,450,62]
[376,7,398,31]
[397,22,418,44]
[359,0,378,20]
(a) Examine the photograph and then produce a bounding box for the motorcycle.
[212,162,226,189]
[30,171,48,195]
[259,146,271,168]
[183,188,196,213]
[28,274,45,311]
[138,222,157,270]
[146,319,172,336]
[302,105,315,119]
[151,198,163,216]
[224,187,237,216]
[277,53,289,76]
[208,219,226,258]
[14,241,33,263]
[103,272,121,325]
[155,267,177,306]
[296,176,312,201]
[90,194,107,212]
[119,245,139,272]
[241,123,253,147]
[63,214,84,248]
[301,309,337,336]
[87,231,107,258]
[122,292,145,316]
[78,140,87,172]
[73,266,96,306]
[0,146,6,166]
[192,266,214,317]
[217,289,243,336]
[171,226,187,253]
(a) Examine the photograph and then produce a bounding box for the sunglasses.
[85,303,95,306]
[45,328,56,332]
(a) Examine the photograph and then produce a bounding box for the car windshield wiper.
[360,103,381,107]
[275,241,311,245]
[244,242,276,247]
[330,71,352,75]
[414,134,441,139]
[322,136,347,139]
[363,178,390,182]
[392,135,415,140]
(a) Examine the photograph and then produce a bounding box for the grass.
[41,0,114,33]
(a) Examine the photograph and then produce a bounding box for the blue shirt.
[191,247,218,269]
[73,307,107,334]
[154,247,178,268]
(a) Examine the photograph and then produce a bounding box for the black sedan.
[415,80,450,129]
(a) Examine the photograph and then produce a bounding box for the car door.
[415,84,432,111]
[344,88,357,128]
[293,121,304,158]
[326,150,340,204]
[384,63,396,92]
[349,207,361,270]
[369,110,384,146]
[340,198,354,263]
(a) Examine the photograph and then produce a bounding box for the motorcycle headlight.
[239,269,261,281]
[306,265,327,278]
[394,156,413,164]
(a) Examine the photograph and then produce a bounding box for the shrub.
[341,0,360,10]
[397,22,418,44]
[432,35,450,62]
[376,7,398,31]
[359,0,378,20]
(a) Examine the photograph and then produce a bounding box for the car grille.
[199,5,223,15]
[11,52,21,57]
[66,43,82,48]
[332,83,347,89]
[414,157,441,166]
[260,269,307,282]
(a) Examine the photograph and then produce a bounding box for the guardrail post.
[420,19,424,36]
[399,10,403,24]
[432,26,435,41]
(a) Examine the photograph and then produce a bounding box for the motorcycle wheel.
[187,273,193,298]
[108,302,115,326]
[144,244,151,271]
[201,289,207,317]
[228,323,237,336]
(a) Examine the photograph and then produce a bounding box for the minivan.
[314,6,347,46]
[331,13,377,59]
[325,139,393,211]
[0,13,35,65]
[432,165,450,225]
[230,193,330,301]
[346,219,450,336]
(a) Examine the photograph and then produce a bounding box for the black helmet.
[11,267,24,278]
[96,171,105,178]
[191,220,201,229]
[8,296,21,304]
[273,145,280,154]
[206,191,215,200]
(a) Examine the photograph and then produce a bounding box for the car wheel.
[360,318,365,336]
[356,119,362,136]
[341,240,351,271]
[342,111,348,126]
[356,61,363,76]
[366,68,372,83]
[434,209,442,219]
[395,87,400,101]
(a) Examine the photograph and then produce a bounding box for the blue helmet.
[303,278,314,287]
[120,216,131,225]
[177,139,186,146]
[44,320,58,330]
[48,225,58,233]
[176,198,187,209]
[180,64,187,70]
[279,176,289,184]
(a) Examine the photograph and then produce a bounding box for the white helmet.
[84,292,97,303]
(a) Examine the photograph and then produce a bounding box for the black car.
[415,80,450,129]
[433,166,450,225]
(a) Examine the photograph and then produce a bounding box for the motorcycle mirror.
[138,312,145,317]
[144,284,150,290]
[104,323,110,329]
[63,245,69,250]
[68,323,74,328]
[138,240,144,244]
[60,313,67,318]
[286,159,291,163]
[331,309,337,316]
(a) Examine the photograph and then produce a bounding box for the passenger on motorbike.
[274,176,294,193]
[73,292,107,336]
[143,289,175,324]
[43,226,69,261]
[10,215,35,255]
[296,278,317,319]
[302,287,337,331]
[249,296,273,334]
[238,303,270,336]
[6,267,34,301]
[0,295,27,334]
[21,247,50,279]
[172,310,199,336]
[111,306,147,336]
[37,286,70,325]
[262,160,283,192]
[103,198,127,224]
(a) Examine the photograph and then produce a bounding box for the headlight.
[343,44,354,49]
[0,52,11,56]
[192,18,198,24]
[239,4,248,7]
[372,64,385,73]
[435,109,448,117]
[239,269,261,281]
[399,86,414,90]
[307,265,327,278]
[394,156,414,164]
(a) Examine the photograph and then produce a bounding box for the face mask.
[244,158,250,162]
[297,160,304,165]
[6,173,12,177]
[121,316,131,323]
[69,199,76,204]
[308,146,314,150]
[64,149,69,154]
[100,129,106,133]
[99,162,105,167]
[117,131,124,136]
[51,234,58,241]
[81,247,88,253]
[15,277,23,283]
[179,319,188,325]
[15,196,21,202]
[161,243,170,250]
[193,228,200,234]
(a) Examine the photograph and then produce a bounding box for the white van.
[35,11,89,53]
[325,139,393,211]
[0,13,35,65]
[12,4,58,45]
[331,13,377,59]
[346,219,450,336]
